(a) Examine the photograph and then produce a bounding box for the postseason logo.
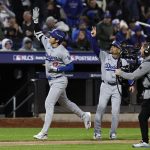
[13,55,34,61]
[71,55,98,62]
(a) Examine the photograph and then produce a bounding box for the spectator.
[0,1,15,26]
[121,0,141,22]
[140,0,150,18]
[107,0,122,20]
[96,11,115,50]
[22,10,41,49]
[22,10,34,39]
[130,25,146,47]
[3,17,23,50]
[45,0,61,20]
[9,0,25,26]
[62,0,83,28]
[112,19,120,34]
[43,16,69,36]
[82,0,104,26]
[19,37,37,52]
[72,30,90,51]
[71,17,90,43]
[115,20,131,43]
[128,18,137,35]
[1,38,13,51]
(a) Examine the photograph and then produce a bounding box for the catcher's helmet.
[49,29,65,42]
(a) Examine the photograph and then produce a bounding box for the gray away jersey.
[99,50,128,83]
[34,31,72,78]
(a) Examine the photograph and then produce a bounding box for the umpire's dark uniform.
[117,44,150,144]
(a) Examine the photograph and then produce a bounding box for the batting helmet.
[49,29,65,42]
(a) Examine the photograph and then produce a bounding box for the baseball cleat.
[93,133,101,140]
[110,133,117,140]
[82,112,91,129]
[33,132,48,140]
[132,141,150,148]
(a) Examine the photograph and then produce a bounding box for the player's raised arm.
[32,7,47,44]
[89,27,100,57]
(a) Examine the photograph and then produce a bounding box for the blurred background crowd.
[0,0,150,52]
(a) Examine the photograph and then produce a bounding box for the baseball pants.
[94,82,121,135]
[41,76,84,134]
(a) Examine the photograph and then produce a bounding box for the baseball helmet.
[49,29,65,42]
[111,41,122,49]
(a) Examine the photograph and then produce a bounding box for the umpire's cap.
[111,41,122,49]
[49,29,65,42]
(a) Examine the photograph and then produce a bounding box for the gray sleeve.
[62,50,72,65]
[99,51,108,62]
[120,62,150,80]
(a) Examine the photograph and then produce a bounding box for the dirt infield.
[0,140,140,146]
[0,118,144,128]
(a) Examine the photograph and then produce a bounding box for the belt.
[47,75,62,80]
[102,80,117,86]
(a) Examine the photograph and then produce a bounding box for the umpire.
[115,43,150,148]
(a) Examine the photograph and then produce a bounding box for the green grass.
[0,144,143,150]
[0,128,142,141]
[0,128,148,150]
[0,144,149,150]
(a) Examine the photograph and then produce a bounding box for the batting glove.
[32,7,39,23]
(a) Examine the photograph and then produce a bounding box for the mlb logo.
[71,55,75,61]
[13,55,22,61]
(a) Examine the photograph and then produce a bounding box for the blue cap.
[87,11,96,18]
[49,29,65,42]
[134,25,142,32]
[104,12,112,18]
[111,41,121,49]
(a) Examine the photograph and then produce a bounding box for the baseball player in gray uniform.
[90,27,135,140]
[115,43,150,148]
[32,7,91,140]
